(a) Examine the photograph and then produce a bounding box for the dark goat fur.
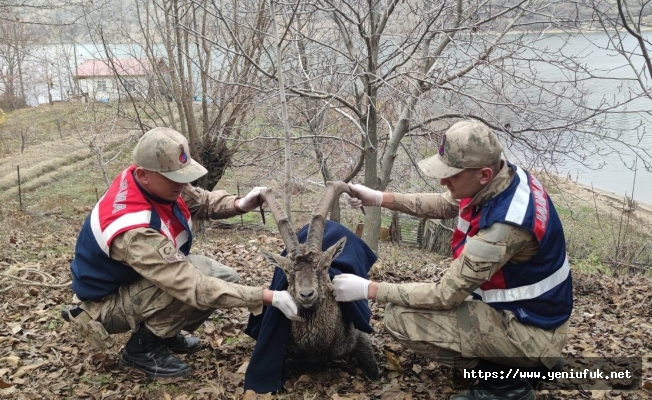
[260,183,379,379]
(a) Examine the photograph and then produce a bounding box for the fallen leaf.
[243,390,258,400]
[412,364,422,374]
[0,356,20,367]
[236,361,249,374]
[0,379,12,389]
[380,390,409,400]
[7,323,21,335]
[12,361,47,378]
[294,374,313,390]
[0,386,16,396]
[386,351,403,372]
[352,378,365,391]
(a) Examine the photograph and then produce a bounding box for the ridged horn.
[259,188,300,253]
[307,181,353,252]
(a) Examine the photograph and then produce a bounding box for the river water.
[504,31,652,204]
[21,33,652,204]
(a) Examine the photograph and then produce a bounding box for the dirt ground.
[0,215,650,400]
[0,111,650,399]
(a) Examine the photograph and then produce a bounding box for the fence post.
[17,165,22,212]
[237,184,243,227]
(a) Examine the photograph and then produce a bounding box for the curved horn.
[259,188,300,253]
[307,181,353,252]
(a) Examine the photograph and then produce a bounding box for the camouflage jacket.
[376,163,538,310]
[109,185,264,315]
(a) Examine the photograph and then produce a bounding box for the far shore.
[542,173,652,233]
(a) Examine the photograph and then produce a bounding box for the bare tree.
[0,15,30,109]
[80,0,273,191]
[213,0,645,250]
[69,101,135,188]
[580,0,652,166]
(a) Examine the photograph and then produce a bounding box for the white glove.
[237,186,267,211]
[348,184,382,208]
[333,273,370,302]
[272,290,302,321]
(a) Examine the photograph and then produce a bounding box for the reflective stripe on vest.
[473,256,570,303]
[90,206,152,255]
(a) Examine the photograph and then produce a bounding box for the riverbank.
[544,174,652,232]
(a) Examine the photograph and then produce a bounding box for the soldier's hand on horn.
[271,290,302,321]
[236,186,268,212]
[347,184,382,208]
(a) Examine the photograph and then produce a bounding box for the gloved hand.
[347,184,382,208]
[237,186,267,212]
[272,290,302,321]
[333,273,371,302]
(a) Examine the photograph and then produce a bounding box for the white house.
[72,58,168,102]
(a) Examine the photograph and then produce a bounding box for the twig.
[0,284,16,293]
[602,258,650,270]
[0,274,71,288]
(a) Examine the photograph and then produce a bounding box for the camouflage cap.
[133,127,207,183]
[418,120,503,179]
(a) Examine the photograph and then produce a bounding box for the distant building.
[72,58,169,102]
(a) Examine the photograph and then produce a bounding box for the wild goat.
[258,181,379,379]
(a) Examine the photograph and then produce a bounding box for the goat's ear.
[261,250,289,273]
[322,236,347,265]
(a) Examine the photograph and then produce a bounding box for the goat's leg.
[351,332,380,380]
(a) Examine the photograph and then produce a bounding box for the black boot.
[119,326,191,379]
[163,333,202,354]
[451,360,535,400]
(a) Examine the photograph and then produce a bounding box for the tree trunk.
[269,0,293,223]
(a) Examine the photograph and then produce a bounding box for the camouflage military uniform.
[74,185,264,340]
[379,163,569,370]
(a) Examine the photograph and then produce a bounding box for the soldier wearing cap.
[64,127,301,380]
[333,120,573,399]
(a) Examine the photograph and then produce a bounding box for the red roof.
[74,58,154,78]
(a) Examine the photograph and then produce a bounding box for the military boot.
[163,332,202,354]
[119,325,191,379]
[451,360,535,400]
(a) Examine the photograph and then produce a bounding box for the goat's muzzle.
[298,288,317,303]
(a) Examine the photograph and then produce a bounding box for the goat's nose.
[299,289,315,299]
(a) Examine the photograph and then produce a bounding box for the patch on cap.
[179,144,188,163]
[438,135,446,156]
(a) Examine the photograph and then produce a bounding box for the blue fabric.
[244,220,377,394]
[472,162,573,330]
[71,214,143,301]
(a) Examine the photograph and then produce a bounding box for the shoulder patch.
[158,241,185,263]
[460,239,506,281]
[461,256,493,281]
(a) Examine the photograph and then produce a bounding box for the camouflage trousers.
[383,300,569,370]
[76,255,239,338]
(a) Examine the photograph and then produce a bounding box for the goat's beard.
[297,303,318,322]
